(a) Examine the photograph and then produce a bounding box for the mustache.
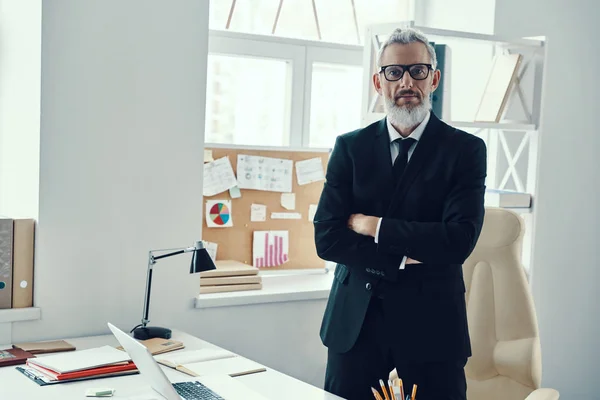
[395,91,421,100]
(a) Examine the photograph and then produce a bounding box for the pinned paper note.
[295,157,325,186]
[229,186,242,199]
[237,154,293,193]
[203,156,238,197]
[253,231,289,268]
[280,193,296,210]
[271,212,301,220]
[202,241,218,261]
[250,204,267,222]
[308,204,318,221]
[204,149,214,163]
[206,200,233,228]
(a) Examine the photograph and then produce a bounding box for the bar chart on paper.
[253,231,289,268]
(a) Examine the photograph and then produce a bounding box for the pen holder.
[372,378,416,400]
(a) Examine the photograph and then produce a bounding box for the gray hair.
[376,27,437,70]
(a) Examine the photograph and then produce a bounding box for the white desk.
[0,330,342,400]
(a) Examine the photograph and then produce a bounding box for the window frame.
[208,29,363,148]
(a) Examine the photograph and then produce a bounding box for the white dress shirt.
[374,111,431,269]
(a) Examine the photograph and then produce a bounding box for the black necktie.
[392,137,416,181]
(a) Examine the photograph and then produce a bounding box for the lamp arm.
[141,252,155,327]
[139,245,200,328]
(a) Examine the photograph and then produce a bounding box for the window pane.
[354,0,413,43]
[309,63,363,148]
[227,0,280,35]
[205,54,290,146]
[208,0,232,30]
[275,0,319,41]
[313,0,359,44]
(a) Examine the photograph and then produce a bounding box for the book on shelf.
[201,260,259,278]
[13,339,76,355]
[200,274,262,286]
[485,189,532,208]
[0,348,35,367]
[116,337,184,355]
[200,282,262,294]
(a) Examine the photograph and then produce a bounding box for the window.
[205,1,414,149]
[308,62,362,148]
[209,0,414,45]
[205,54,291,146]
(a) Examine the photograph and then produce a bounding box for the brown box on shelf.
[0,218,14,309]
[12,219,35,308]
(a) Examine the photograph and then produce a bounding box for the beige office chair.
[391,208,559,399]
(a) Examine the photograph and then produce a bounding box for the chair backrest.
[463,207,541,400]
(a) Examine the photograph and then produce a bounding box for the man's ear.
[431,69,441,92]
[372,72,383,96]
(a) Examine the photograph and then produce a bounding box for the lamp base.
[132,326,172,340]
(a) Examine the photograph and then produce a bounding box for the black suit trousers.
[324,297,467,400]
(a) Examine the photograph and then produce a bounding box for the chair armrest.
[525,388,560,400]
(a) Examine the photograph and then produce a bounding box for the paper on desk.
[203,156,238,197]
[250,204,267,222]
[295,157,325,186]
[236,154,293,193]
[280,193,295,210]
[308,204,318,221]
[202,241,218,261]
[253,231,289,268]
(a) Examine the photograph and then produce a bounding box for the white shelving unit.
[0,308,41,324]
[361,21,546,271]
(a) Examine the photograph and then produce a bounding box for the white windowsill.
[194,272,334,309]
[0,307,41,324]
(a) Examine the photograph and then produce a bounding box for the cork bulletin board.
[202,145,330,270]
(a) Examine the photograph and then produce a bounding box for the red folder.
[26,360,137,381]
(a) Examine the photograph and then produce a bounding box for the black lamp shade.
[190,248,216,274]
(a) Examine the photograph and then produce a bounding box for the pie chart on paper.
[207,200,233,227]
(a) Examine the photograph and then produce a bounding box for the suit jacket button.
[366,283,372,291]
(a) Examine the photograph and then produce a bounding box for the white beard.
[384,94,431,131]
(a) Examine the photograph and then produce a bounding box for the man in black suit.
[313,27,486,400]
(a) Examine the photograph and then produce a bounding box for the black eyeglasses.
[379,63,433,81]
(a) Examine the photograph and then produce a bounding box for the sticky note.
[281,193,296,210]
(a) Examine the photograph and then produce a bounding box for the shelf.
[0,307,41,324]
[447,121,537,131]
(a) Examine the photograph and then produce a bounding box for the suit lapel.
[386,113,442,216]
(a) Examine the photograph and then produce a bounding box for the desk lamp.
[130,241,216,340]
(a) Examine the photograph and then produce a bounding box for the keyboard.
[173,381,225,400]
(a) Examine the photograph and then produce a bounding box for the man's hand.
[347,213,379,237]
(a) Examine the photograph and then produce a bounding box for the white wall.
[0,0,41,218]
[495,0,600,399]
[12,0,210,340]
[4,0,329,389]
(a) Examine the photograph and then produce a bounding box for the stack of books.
[199,260,262,294]
[17,345,138,386]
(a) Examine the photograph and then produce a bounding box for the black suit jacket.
[313,113,486,362]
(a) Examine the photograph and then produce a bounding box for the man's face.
[373,42,440,112]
